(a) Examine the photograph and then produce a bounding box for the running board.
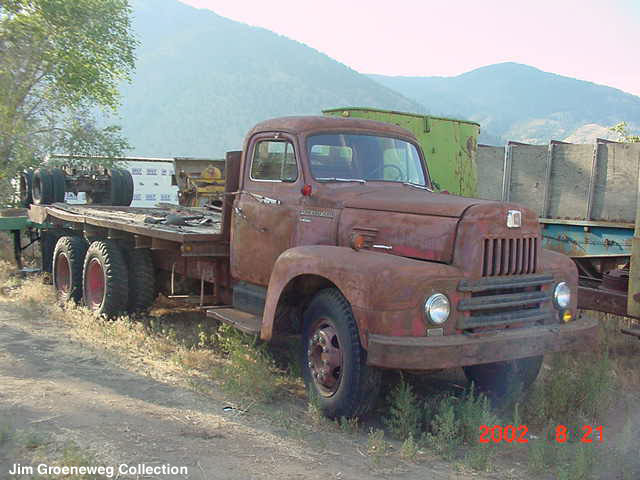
[621,327,640,339]
[206,307,262,334]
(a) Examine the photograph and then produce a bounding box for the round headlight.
[425,293,450,325]
[553,282,571,309]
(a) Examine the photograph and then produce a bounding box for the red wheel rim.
[85,258,105,310]
[307,317,343,396]
[54,253,71,295]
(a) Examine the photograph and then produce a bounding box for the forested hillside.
[119,2,640,155]
[370,63,640,144]
[119,0,424,157]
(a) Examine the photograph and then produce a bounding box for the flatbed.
[28,203,223,244]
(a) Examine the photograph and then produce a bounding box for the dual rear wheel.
[52,236,155,316]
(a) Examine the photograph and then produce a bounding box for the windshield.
[306,133,428,185]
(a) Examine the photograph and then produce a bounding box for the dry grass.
[592,310,640,391]
[0,263,297,413]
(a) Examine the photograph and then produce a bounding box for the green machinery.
[0,209,48,271]
[323,107,480,196]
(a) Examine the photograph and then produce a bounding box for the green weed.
[336,416,359,434]
[426,397,460,460]
[400,432,418,461]
[383,377,421,440]
[366,428,387,463]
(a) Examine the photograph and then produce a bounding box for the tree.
[609,122,640,143]
[0,0,137,192]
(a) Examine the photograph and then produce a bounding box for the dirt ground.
[1,268,638,480]
[0,297,502,480]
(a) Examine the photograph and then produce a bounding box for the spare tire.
[32,168,54,205]
[19,171,33,207]
[119,169,134,206]
[51,168,66,203]
[108,168,134,206]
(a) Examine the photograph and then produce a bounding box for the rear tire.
[40,231,61,274]
[123,248,156,313]
[53,236,87,304]
[302,288,381,418]
[82,240,129,317]
[32,168,54,205]
[463,355,543,397]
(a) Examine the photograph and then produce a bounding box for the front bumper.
[366,315,599,370]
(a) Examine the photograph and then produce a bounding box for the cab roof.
[246,116,418,142]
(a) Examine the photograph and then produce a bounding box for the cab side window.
[250,140,298,182]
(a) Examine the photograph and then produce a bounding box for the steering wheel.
[370,164,404,181]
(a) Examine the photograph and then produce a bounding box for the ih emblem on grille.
[507,210,522,228]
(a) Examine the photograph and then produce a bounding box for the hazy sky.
[180,0,640,97]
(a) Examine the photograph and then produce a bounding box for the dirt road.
[0,299,485,480]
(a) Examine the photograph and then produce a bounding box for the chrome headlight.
[424,293,450,325]
[553,282,571,309]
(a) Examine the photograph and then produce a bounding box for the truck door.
[230,134,302,286]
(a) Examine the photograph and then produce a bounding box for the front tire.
[53,236,87,304]
[463,355,543,396]
[82,240,129,317]
[302,288,381,418]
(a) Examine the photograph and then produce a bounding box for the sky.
[179,0,640,97]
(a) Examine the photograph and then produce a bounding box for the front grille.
[482,237,538,276]
[457,274,553,331]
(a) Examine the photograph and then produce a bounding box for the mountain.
[369,63,640,144]
[563,124,619,144]
[118,0,425,157]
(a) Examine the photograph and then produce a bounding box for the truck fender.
[260,245,462,344]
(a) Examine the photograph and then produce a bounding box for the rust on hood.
[310,183,490,218]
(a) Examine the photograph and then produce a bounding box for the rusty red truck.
[26,116,598,417]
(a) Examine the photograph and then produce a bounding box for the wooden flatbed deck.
[28,203,223,243]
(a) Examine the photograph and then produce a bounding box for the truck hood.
[311,182,492,218]
[321,183,535,265]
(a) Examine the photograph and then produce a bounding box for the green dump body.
[323,107,480,196]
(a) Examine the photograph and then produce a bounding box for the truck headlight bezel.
[553,282,571,309]
[424,293,450,325]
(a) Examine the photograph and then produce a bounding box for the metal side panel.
[476,145,505,200]
[591,143,640,223]
[547,144,594,220]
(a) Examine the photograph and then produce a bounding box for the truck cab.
[219,116,597,417]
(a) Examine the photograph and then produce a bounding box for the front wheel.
[463,355,543,397]
[302,288,381,418]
